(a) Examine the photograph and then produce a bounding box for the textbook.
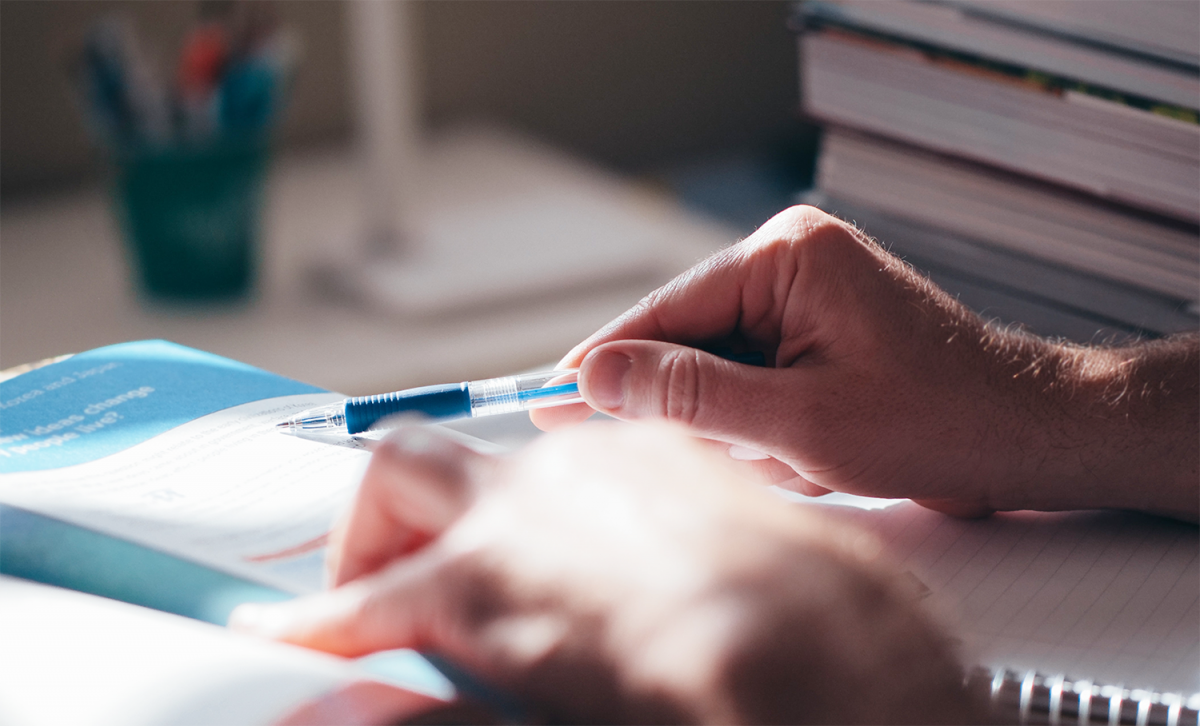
[813,129,1200,305]
[0,340,492,725]
[796,0,1200,222]
[949,0,1199,69]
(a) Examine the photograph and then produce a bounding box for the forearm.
[993,333,1199,521]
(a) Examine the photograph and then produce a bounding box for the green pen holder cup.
[113,140,269,301]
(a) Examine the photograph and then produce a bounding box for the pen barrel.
[468,370,581,417]
[345,383,470,433]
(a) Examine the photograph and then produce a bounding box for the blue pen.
[277,369,584,435]
[277,350,765,435]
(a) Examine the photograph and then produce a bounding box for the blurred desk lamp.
[338,0,688,316]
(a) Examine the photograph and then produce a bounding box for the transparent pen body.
[468,369,581,417]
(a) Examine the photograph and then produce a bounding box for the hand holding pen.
[277,351,765,435]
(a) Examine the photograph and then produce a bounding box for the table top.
[1,128,739,395]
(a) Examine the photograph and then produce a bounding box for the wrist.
[991,334,1199,519]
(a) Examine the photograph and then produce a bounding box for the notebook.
[785,490,1200,723]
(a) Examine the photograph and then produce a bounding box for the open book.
[0,340,494,725]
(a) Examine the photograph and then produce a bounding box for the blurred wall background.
[1,0,806,197]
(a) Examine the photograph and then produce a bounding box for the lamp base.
[333,125,733,317]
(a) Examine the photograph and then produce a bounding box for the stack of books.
[793,0,1200,342]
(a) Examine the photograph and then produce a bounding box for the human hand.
[533,206,1200,520]
[231,422,977,724]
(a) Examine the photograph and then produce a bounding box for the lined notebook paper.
[792,493,1199,698]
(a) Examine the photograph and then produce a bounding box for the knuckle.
[428,548,504,639]
[642,271,691,311]
[792,208,854,250]
[776,205,840,238]
[656,349,704,426]
[606,285,675,337]
[745,205,858,262]
[774,204,831,230]
[629,289,661,318]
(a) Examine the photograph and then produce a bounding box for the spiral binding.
[975,668,1199,726]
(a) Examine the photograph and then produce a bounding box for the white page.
[0,393,368,592]
[0,392,501,594]
[0,342,491,720]
[0,340,504,595]
[803,494,1200,696]
[0,576,443,726]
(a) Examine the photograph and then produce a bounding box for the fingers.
[728,452,832,497]
[567,250,749,363]
[542,207,860,433]
[231,554,441,657]
[912,498,995,518]
[693,437,810,487]
[775,475,834,498]
[579,340,801,454]
[557,206,853,370]
[330,426,487,587]
[529,401,594,431]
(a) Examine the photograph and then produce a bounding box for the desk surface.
[1,130,739,395]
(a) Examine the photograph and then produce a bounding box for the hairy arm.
[1000,333,1199,520]
[534,206,1199,522]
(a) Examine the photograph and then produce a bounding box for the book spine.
[972,668,1199,726]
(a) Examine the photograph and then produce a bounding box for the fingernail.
[228,602,294,637]
[585,350,632,411]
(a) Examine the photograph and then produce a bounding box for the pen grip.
[344,383,470,434]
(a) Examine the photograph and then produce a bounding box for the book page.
[0,576,444,726]
[1,393,369,592]
[804,494,1199,696]
[0,341,496,594]
[0,341,488,716]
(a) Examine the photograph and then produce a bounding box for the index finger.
[556,206,840,368]
[330,426,486,586]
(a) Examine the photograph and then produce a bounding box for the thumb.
[580,340,794,449]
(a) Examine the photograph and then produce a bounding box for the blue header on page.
[0,340,323,473]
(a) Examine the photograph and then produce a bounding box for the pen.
[278,369,583,435]
[277,350,765,435]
